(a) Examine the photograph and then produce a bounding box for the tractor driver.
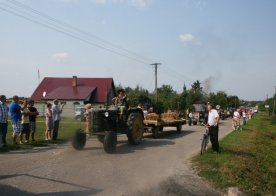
[112,89,129,117]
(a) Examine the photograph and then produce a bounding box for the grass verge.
[193,114,276,195]
[0,117,84,152]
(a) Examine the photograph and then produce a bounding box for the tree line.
[116,80,244,113]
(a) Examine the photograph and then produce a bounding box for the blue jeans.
[0,123,8,145]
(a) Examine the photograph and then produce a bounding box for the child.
[45,103,53,140]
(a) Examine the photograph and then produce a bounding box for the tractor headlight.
[104,111,109,118]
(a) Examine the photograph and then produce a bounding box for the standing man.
[207,103,220,153]
[9,95,22,144]
[28,100,39,142]
[52,99,64,141]
[0,95,9,147]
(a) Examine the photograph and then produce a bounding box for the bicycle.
[200,124,210,155]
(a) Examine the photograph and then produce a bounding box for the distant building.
[30,76,115,117]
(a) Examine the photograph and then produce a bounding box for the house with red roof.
[31,76,115,106]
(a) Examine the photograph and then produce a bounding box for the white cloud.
[61,0,80,3]
[179,33,194,42]
[91,0,152,9]
[179,33,201,45]
[131,0,148,8]
[52,52,69,62]
[92,0,107,5]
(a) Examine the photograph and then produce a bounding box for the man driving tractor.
[112,89,129,118]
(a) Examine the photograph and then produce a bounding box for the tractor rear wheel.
[127,113,144,145]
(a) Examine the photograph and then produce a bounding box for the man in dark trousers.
[52,99,64,141]
[207,103,220,153]
[0,95,9,147]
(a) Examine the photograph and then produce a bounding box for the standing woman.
[45,103,53,141]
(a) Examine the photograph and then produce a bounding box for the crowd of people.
[0,95,64,147]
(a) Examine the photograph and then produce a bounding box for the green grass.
[193,114,276,195]
[0,117,85,152]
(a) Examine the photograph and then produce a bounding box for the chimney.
[72,76,77,87]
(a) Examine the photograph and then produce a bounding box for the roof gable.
[30,77,115,103]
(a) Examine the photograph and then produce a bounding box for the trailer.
[144,112,186,138]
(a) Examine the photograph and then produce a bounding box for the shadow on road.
[0,173,102,195]
[114,130,195,154]
[144,130,195,140]
[1,143,70,155]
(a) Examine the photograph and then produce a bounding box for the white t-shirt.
[233,111,240,118]
[208,109,219,126]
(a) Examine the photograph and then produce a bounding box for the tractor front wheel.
[72,129,86,150]
[103,131,117,153]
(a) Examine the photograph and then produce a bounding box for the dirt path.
[0,120,233,195]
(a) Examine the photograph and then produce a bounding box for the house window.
[73,102,80,105]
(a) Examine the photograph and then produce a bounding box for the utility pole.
[273,86,276,116]
[150,63,161,103]
[38,69,40,84]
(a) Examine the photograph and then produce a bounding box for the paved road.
[0,119,233,196]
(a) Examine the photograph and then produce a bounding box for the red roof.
[30,77,115,103]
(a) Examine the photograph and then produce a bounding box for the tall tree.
[156,84,178,112]
[191,80,203,92]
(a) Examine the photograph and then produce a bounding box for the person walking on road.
[0,95,9,147]
[9,95,22,144]
[207,103,220,153]
[52,99,64,141]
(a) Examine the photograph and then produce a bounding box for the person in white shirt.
[233,110,241,128]
[207,103,220,153]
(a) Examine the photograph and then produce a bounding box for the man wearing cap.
[52,99,64,140]
[207,103,220,153]
[0,95,9,147]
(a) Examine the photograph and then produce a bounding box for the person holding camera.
[52,99,64,141]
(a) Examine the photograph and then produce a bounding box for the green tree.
[156,84,178,112]
[215,91,228,109]
[191,80,203,92]
[227,95,240,108]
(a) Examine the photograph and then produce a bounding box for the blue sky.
[0,0,276,100]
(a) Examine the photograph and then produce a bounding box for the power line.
[1,0,193,90]
[0,1,150,64]
[6,0,152,63]
[161,64,194,84]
